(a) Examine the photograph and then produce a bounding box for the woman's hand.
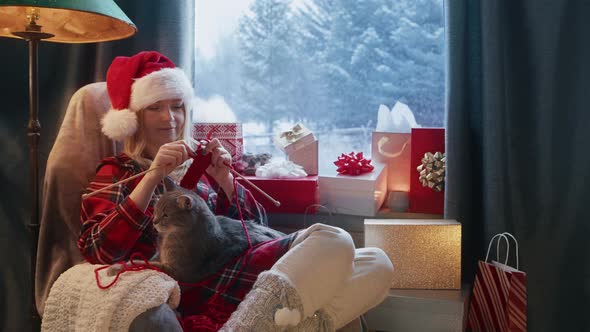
[129,140,189,212]
[205,138,233,181]
[205,139,235,198]
[145,140,190,184]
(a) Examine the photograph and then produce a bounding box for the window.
[195,0,445,174]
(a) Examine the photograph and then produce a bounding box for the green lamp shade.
[0,0,136,43]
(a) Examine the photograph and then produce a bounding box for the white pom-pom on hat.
[274,307,301,326]
[100,108,138,142]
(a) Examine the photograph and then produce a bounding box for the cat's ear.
[176,194,195,210]
[163,176,177,192]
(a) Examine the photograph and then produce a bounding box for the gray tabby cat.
[150,183,284,283]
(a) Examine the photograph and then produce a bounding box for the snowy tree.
[237,0,306,128]
[195,33,242,105]
[384,0,445,126]
[293,0,445,127]
[289,0,333,125]
[203,0,445,129]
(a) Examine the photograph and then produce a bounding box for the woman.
[78,51,394,331]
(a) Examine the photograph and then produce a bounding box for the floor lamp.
[0,1,136,328]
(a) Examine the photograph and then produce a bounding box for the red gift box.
[236,176,319,214]
[408,128,445,215]
[193,123,243,169]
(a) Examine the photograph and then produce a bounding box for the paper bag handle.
[377,136,410,158]
[485,233,508,263]
[485,232,520,269]
[500,232,519,269]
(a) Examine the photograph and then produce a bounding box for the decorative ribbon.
[334,152,374,175]
[417,151,446,192]
[279,123,308,143]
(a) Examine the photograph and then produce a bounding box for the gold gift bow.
[417,151,446,192]
[280,124,307,143]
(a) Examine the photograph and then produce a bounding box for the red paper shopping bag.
[467,233,527,332]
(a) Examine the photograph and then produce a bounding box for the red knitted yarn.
[180,149,212,190]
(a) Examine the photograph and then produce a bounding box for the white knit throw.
[41,263,180,332]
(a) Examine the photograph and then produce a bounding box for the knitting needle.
[83,139,204,200]
[85,141,282,207]
[82,167,160,199]
[82,164,282,207]
[189,138,281,207]
[229,168,281,207]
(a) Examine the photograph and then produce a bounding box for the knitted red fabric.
[180,150,212,190]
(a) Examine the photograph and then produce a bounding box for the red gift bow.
[334,152,374,175]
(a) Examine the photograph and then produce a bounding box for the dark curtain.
[0,1,194,330]
[446,0,590,331]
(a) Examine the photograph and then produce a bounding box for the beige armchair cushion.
[35,82,120,316]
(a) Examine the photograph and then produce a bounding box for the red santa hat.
[101,51,194,141]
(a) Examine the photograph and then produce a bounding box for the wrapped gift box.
[274,123,316,154]
[365,286,470,332]
[193,123,243,169]
[236,176,318,214]
[371,131,411,192]
[408,128,445,215]
[287,139,318,175]
[319,163,387,216]
[274,124,318,175]
[364,219,461,289]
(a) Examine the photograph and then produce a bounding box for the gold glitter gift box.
[364,219,461,289]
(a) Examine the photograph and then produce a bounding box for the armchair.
[36,82,364,331]
[36,82,118,315]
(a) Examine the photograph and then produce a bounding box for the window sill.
[376,207,443,220]
[267,208,444,248]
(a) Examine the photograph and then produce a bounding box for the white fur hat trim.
[129,67,194,112]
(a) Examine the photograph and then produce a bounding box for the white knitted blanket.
[41,263,180,332]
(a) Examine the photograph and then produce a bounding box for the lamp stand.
[13,22,54,331]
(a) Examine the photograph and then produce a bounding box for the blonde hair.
[122,105,193,169]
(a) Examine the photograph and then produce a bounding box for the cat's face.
[153,190,212,234]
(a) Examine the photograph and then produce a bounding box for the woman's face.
[142,99,185,151]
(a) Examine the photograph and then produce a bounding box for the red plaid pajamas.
[77,153,268,264]
[179,234,298,330]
